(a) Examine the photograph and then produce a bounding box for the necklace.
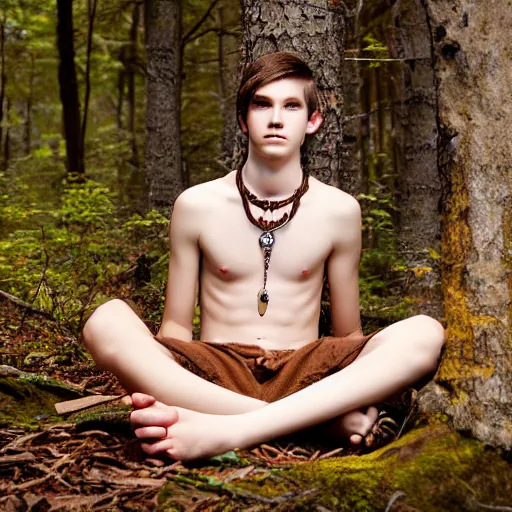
[236,168,309,316]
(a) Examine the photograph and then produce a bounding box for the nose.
[269,106,283,127]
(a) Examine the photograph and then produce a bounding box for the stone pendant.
[257,288,269,316]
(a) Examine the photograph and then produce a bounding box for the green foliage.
[0,178,169,335]
[362,33,389,68]
[358,183,411,325]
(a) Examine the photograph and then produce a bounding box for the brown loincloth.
[154,330,379,403]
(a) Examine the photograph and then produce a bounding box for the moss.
[438,155,497,387]
[503,203,512,349]
[0,375,80,428]
[213,424,512,511]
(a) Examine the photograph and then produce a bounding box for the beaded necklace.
[236,168,309,316]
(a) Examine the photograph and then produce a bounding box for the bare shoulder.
[174,173,235,214]
[308,177,361,221]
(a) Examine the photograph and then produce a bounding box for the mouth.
[264,134,286,140]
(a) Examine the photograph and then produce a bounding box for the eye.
[252,100,270,108]
[286,102,301,109]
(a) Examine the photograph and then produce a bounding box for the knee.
[82,299,130,355]
[410,314,446,371]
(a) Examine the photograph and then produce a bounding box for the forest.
[0,0,511,510]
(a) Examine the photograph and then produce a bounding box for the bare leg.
[131,315,445,461]
[82,299,265,414]
[83,299,377,442]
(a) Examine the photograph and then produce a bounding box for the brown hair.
[236,52,321,129]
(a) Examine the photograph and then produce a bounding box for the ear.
[238,115,248,134]
[305,110,323,135]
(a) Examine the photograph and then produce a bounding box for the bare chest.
[199,205,332,282]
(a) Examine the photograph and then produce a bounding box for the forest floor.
[1,297,512,511]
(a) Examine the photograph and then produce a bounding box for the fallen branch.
[0,290,54,320]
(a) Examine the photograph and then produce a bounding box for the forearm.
[157,320,193,342]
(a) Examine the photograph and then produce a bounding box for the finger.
[134,426,167,439]
[130,407,179,428]
[141,438,175,455]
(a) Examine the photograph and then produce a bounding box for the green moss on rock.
[0,375,81,428]
[179,424,512,511]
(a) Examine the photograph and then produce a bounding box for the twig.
[182,0,221,47]
[345,57,430,62]
[467,499,512,511]
[0,290,54,320]
[385,491,406,512]
[229,487,318,505]
[26,225,51,310]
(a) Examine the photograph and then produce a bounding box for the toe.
[131,392,156,408]
[350,434,363,445]
[367,406,379,424]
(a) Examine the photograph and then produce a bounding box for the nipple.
[301,269,310,277]
[220,267,229,275]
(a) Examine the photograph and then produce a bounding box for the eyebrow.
[252,95,304,103]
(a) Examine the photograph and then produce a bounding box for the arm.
[326,194,364,338]
[157,190,202,341]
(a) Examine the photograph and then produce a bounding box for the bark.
[57,0,84,179]
[127,2,140,166]
[80,0,99,165]
[144,0,184,211]
[217,0,240,166]
[116,47,125,132]
[391,0,442,318]
[416,0,512,449]
[3,96,10,169]
[0,15,5,157]
[237,0,346,187]
[24,54,35,156]
[339,7,364,196]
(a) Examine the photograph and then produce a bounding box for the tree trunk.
[80,0,98,167]
[116,47,126,133]
[57,0,84,179]
[3,96,10,170]
[237,0,345,187]
[0,14,6,157]
[390,0,442,318]
[144,0,184,211]
[127,2,140,166]
[339,6,365,197]
[217,0,240,168]
[24,54,35,156]
[417,0,512,449]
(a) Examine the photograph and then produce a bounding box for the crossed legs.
[82,299,445,460]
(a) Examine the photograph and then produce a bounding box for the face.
[239,78,322,161]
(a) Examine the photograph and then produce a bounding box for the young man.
[82,52,445,461]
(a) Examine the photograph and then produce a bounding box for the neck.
[242,154,303,198]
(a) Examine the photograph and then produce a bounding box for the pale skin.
[82,78,446,461]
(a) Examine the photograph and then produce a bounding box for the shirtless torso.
[82,54,445,461]
[159,170,362,350]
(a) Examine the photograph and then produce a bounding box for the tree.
[416,0,512,449]
[144,0,184,211]
[238,0,346,188]
[0,12,6,159]
[57,0,84,179]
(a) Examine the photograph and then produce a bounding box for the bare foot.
[130,393,239,461]
[319,406,379,446]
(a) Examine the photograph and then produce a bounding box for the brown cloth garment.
[154,330,379,403]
